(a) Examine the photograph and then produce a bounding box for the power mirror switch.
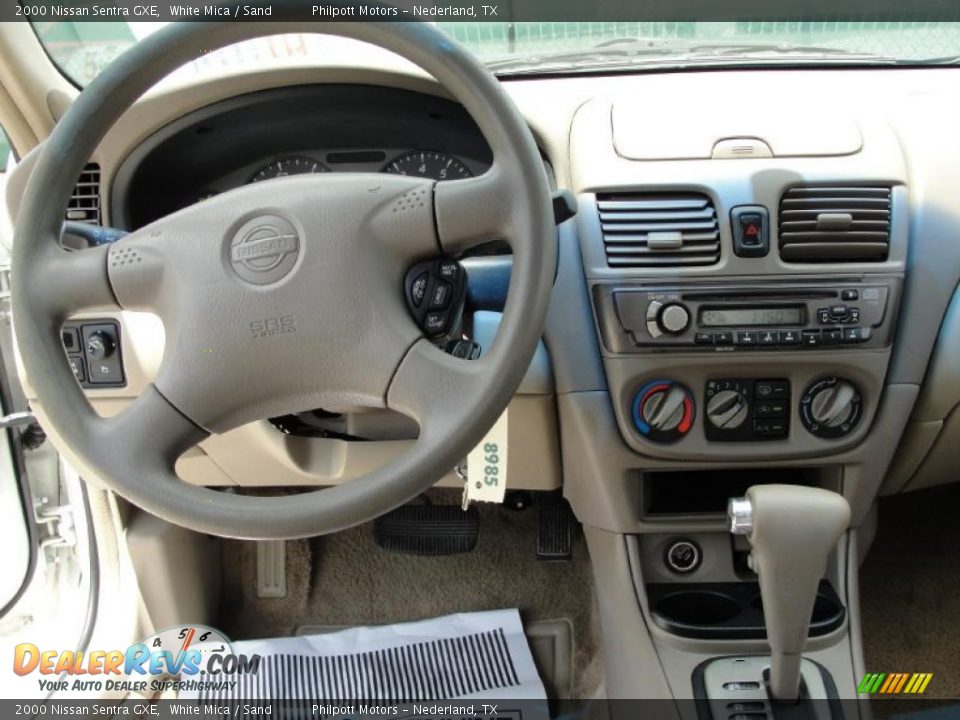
[730,205,770,258]
[80,323,125,386]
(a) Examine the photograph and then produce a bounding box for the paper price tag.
[466,410,509,505]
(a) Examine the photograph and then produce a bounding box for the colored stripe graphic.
[858,672,932,694]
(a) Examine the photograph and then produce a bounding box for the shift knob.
[728,485,850,702]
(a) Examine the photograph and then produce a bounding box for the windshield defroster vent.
[597,192,720,268]
[778,185,891,262]
[66,163,101,226]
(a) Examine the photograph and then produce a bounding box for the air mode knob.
[632,380,695,444]
[799,377,863,439]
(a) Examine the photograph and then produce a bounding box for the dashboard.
[9,64,960,533]
[112,84,493,229]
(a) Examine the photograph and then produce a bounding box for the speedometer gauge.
[250,156,329,183]
[384,151,473,181]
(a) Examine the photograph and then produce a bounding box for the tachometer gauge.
[250,156,329,183]
[384,151,473,181]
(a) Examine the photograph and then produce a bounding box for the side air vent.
[65,163,101,226]
[778,185,891,262]
[597,192,720,268]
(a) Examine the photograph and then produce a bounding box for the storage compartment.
[647,580,845,640]
[643,467,829,518]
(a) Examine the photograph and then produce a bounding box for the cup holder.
[750,592,839,623]
[655,591,741,626]
[648,580,845,640]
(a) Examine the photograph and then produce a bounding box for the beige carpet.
[860,482,960,700]
[217,490,602,699]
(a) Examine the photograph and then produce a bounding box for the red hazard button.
[731,206,769,258]
[739,214,763,244]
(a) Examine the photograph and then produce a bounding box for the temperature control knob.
[799,377,863,439]
[706,389,749,430]
[632,380,695,443]
[658,303,691,335]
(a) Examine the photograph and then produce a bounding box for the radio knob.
[632,380,695,443]
[658,303,691,335]
[706,389,749,429]
[800,377,863,438]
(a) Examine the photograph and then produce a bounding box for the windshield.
[33,20,960,85]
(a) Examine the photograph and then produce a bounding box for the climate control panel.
[629,374,868,446]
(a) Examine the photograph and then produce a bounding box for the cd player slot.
[681,289,836,302]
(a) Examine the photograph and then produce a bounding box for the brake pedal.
[537,491,575,561]
[374,503,479,556]
[256,540,287,598]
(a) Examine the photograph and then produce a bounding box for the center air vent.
[778,185,891,262]
[66,163,101,226]
[597,193,720,268]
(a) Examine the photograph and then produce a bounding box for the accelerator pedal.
[256,540,287,598]
[537,491,575,561]
[374,503,479,556]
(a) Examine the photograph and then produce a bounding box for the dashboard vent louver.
[65,163,101,226]
[778,185,891,262]
[597,192,720,268]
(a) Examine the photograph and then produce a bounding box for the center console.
[559,89,914,706]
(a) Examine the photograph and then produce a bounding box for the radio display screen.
[699,306,805,327]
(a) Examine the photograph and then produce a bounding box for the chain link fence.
[32,20,960,86]
[439,21,960,61]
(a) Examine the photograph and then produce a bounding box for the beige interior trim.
[0,24,77,153]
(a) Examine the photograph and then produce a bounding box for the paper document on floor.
[179,608,546,704]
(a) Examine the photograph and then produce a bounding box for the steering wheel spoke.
[387,339,491,435]
[434,164,521,255]
[31,243,121,318]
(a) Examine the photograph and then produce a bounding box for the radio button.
[695,332,715,345]
[849,308,861,323]
[646,300,663,321]
[817,308,831,324]
[844,327,871,343]
[823,329,844,344]
[647,320,664,339]
[780,329,801,345]
[715,331,734,345]
[829,305,850,320]
[759,330,779,345]
[841,289,859,301]
[736,331,757,346]
[801,329,822,347]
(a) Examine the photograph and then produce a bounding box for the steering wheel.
[11,23,555,539]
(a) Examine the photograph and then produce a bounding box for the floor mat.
[860,483,960,699]
[217,490,602,700]
[183,609,546,703]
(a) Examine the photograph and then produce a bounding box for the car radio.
[594,279,899,353]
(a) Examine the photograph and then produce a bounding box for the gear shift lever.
[727,485,850,702]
